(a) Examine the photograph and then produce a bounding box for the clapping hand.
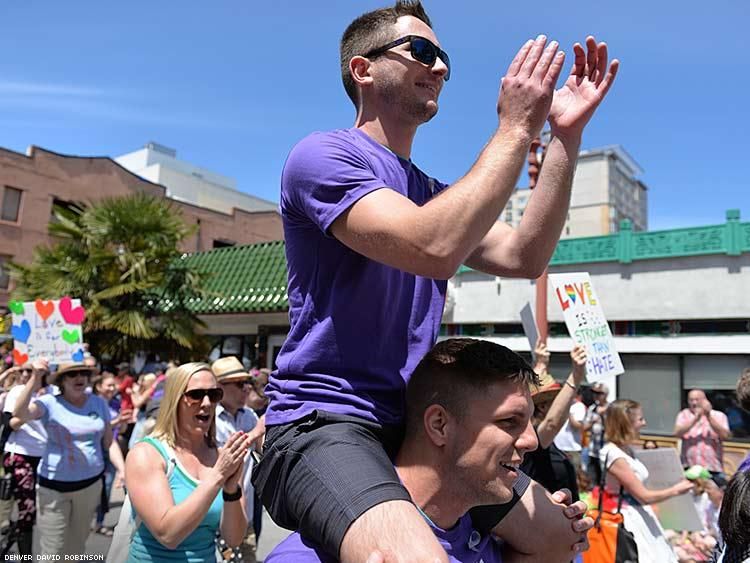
[214,431,251,491]
[549,36,619,143]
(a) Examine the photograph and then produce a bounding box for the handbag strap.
[598,448,628,516]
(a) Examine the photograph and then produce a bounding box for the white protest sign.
[9,297,86,364]
[549,273,624,381]
[634,447,703,532]
[519,302,539,352]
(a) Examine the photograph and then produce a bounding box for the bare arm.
[126,432,249,550]
[331,38,565,280]
[12,362,46,423]
[468,37,618,277]
[537,346,587,448]
[219,461,249,547]
[494,482,590,562]
[108,435,125,476]
[607,458,694,505]
[465,135,579,277]
[706,411,730,440]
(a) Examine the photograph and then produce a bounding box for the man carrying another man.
[253,1,619,560]
[266,339,591,562]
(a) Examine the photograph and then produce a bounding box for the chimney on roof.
[146,142,177,158]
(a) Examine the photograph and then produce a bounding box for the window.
[1,187,22,222]
[213,239,235,249]
[50,198,84,223]
[0,255,10,290]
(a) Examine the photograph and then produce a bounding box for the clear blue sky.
[1,1,747,230]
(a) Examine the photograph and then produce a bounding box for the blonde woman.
[125,362,250,562]
[599,399,695,562]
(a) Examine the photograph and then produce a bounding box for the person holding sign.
[521,343,588,502]
[597,400,695,563]
[12,359,126,556]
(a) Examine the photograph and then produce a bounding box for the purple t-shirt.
[739,453,750,473]
[266,128,448,426]
[265,513,503,563]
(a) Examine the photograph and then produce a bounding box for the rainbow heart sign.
[11,297,86,363]
[549,272,624,383]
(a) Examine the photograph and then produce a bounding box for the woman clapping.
[124,362,250,562]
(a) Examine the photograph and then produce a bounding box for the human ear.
[423,404,450,447]
[350,56,374,90]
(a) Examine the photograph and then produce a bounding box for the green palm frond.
[9,193,207,360]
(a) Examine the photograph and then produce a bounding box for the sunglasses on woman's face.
[183,387,224,404]
[364,35,451,81]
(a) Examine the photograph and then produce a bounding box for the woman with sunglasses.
[124,362,250,562]
[0,365,46,556]
[12,358,125,556]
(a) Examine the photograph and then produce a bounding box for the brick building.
[0,145,283,309]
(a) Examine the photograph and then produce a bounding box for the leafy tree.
[9,193,209,362]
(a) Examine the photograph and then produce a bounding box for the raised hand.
[533,339,550,375]
[211,431,250,488]
[570,345,588,383]
[497,35,566,139]
[548,36,619,142]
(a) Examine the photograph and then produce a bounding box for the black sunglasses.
[183,387,224,404]
[364,35,450,81]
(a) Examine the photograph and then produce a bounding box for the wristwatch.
[222,486,242,502]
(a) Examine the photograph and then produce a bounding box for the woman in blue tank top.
[124,362,251,562]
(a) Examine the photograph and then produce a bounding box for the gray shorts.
[252,410,528,558]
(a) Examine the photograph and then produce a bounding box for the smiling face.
[178,369,220,438]
[366,15,448,124]
[445,380,538,505]
[628,406,647,434]
[96,375,117,401]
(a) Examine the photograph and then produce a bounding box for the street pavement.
[15,486,292,561]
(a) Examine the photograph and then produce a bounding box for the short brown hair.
[340,1,432,107]
[737,368,750,412]
[604,399,641,448]
[405,338,538,437]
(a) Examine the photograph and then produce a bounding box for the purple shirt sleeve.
[282,132,390,235]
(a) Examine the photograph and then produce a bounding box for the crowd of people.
[0,356,270,561]
[0,0,748,562]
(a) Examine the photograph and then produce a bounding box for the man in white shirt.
[554,393,587,472]
[212,356,259,563]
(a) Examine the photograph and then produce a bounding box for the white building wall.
[115,144,278,215]
[446,253,750,324]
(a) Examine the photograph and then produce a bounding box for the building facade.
[504,145,648,238]
[178,212,750,470]
[0,145,283,309]
[115,142,278,216]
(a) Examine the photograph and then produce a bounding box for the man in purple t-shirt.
[253,2,618,561]
[265,341,590,563]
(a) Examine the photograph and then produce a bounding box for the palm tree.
[9,193,209,362]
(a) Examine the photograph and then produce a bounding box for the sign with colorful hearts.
[549,272,624,381]
[9,297,86,363]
